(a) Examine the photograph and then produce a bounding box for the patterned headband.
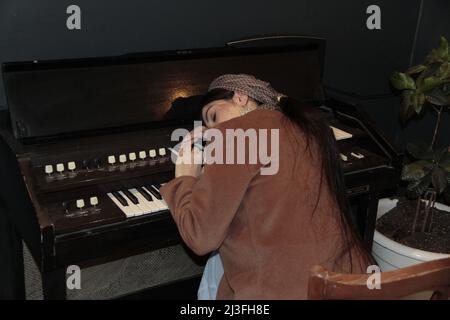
[208,74,285,109]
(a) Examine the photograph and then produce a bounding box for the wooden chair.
[308,257,450,300]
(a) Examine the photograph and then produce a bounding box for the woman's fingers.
[179,126,207,152]
[182,126,207,144]
[175,145,204,178]
[176,143,203,165]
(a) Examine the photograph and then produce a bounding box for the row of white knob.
[76,197,99,209]
[45,162,76,174]
[44,148,167,174]
[339,152,365,162]
[107,148,167,165]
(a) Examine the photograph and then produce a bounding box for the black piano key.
[112,191,128,206]
[122,189,139,205]
[147,185,162,200]
[137,187,153,202]
[151,185,163,199]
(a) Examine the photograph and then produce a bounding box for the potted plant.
[372,36,450,271]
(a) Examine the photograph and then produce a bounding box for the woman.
[160,74,375,299]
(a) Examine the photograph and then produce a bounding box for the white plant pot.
[372,198,450,271]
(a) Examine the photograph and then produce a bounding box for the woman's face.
[201,92,250,128]
[201,99,242,128]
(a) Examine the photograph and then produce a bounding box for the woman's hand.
[175,147,203,178]
[175,127,206,178]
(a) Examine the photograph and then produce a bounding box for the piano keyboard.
[107,184,168,218]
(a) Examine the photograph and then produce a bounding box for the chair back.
[308,257,450,299]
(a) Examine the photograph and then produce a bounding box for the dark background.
[0,0,448,149]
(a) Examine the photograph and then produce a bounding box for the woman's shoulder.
[214,109,285,132]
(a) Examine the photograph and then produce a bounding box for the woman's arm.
[160,126,261,256]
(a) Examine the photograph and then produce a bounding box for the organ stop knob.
[45,165,54,175]
[108,155,116,165]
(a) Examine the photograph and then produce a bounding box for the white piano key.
[129,188,155,214]
[142,186,167,211]
[118,191,144,216]
[107,192,134,217]
[160,198,168,208]
[144,188,164,212]
[123,189,148,216]
[136,187,158,210]
[152,185,168,207]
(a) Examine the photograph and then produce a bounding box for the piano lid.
[2,38,325,140]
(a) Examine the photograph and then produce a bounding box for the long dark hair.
[201,89,375,270]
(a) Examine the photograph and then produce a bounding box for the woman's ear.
[232,91,249,107]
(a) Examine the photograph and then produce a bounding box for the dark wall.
[0,0,448,148]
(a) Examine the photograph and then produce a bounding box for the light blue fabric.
[197,251,224,300]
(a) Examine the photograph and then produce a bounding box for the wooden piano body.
[0,37,400,299]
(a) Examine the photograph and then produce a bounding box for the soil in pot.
[376,197,450,254]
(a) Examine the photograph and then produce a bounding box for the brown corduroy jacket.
[160,109,368,299]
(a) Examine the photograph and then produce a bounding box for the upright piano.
[0,37,401,299]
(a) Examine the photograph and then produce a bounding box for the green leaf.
[401,161,428,182]
[436,62,450,79]
[413,93,426,113]
[431,167,448,194]
[426,88,450,106]
[416,63,440,88]
[420,76,444,92]
[399,91,415,124]
[391,72,416,90]
[411,93,420,114]
[406,142,434,160]
[418,159,435,170]
[407,174,431,197]
[426,37,449,64]
[406,64,427,75]
[437,36,449,59]
[426,49,445,64]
